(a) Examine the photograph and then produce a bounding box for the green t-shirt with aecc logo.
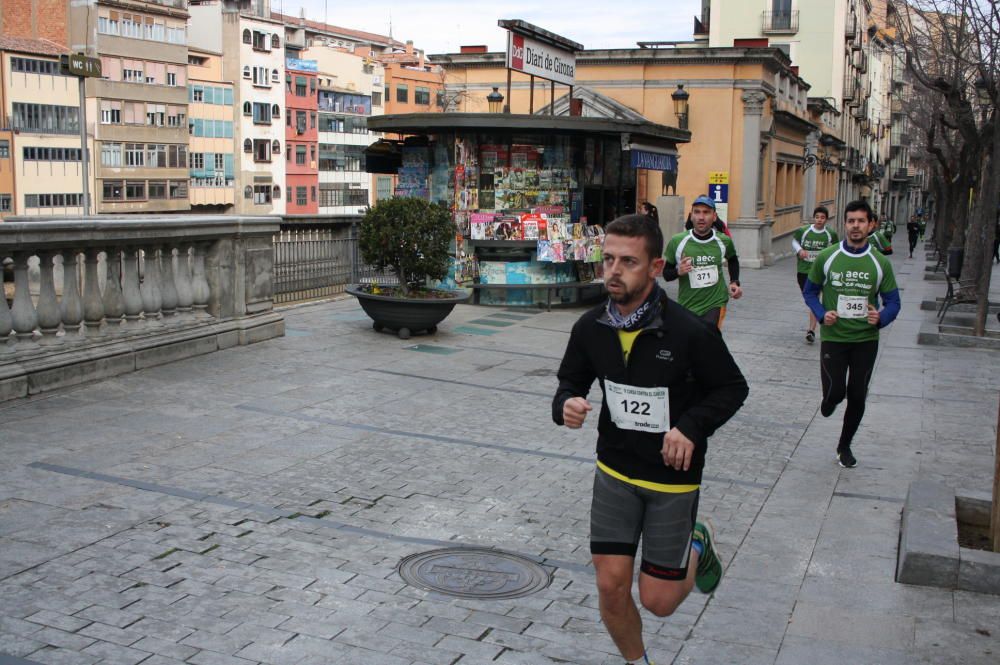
[807,242,897,343]
[868,230,891,254]
[792,224,839,274]
[664,229,737,316]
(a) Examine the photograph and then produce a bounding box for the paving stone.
[23,610,92,634]
[130,636,199,661]
[30,626,97,651]
[27,646,100,665]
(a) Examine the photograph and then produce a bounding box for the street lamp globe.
[671,84,690,130]
[487,87,505,114]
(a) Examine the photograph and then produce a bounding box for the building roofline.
[271,11,404,48]
[430,46,812,89]
[0,36,70,57]
[366,112,690,145]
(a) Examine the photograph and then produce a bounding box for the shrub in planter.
[358,196,454,297]
[350,197,469,338]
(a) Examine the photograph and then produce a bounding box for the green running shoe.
[693,521,722,594]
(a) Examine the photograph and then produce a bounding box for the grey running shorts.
[590,465,699,580]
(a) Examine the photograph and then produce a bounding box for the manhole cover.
[398,547,552,599]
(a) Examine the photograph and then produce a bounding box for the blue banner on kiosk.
[629,149,677,172]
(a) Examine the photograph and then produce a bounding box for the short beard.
[608,282,642,306]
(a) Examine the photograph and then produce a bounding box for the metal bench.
[938,272,978,322]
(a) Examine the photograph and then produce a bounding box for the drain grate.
[398,547,552,600]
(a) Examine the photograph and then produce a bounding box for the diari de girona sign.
[507,32,576,86]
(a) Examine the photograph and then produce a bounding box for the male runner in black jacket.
[552,215,748,665]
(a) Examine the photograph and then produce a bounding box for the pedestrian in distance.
[640,201,659,223]
[802,200,901,468]
[663,196,742,330]
[553,214,748,665]
[907,216,921,258]
[993,216,999,264]
[791,206,839,344]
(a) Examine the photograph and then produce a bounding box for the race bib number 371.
[690,264,719,289]
[604,380,669,433]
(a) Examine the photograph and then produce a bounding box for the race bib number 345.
[837,294,869,319]
[604,380,669,433]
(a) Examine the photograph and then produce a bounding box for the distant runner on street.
[663,196,742,330]
[791,206,839,344]
[802,200,901,468]
[867,213,893,255]
[553,214,748,665]
[907,217,921,258]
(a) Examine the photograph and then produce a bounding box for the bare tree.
[892,0,997,335]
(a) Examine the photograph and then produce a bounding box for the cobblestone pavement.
[2,246,999,665]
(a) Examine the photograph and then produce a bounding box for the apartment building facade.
[300,46,383,216]
[0,37,87,218]
[706,0,892,221]
[187,47,236,211]
[189,0,285,214]
[284,58,318,214]
[69,0,191,214]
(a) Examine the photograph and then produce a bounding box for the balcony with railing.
[846,13,858,39]
[843,74,860,101]
[762,10,799,34]
[693,15,710,36]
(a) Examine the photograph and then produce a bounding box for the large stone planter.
[346,285,469,339]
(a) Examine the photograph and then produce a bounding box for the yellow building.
[433,45,822,267]
[187,47,236,211]
[1,36,87,218]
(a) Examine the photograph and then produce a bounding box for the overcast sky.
[280,0,703,54]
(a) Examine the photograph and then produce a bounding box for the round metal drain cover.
[398,547,552,600]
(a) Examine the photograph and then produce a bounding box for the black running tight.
[820,340,878,448]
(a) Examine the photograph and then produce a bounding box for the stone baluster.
[0,257,13,352]
[82,248,105,337]
[121,246,144,331]
[10,251,38,347]
[174,245,194,321]
[35,251,62,345]
[139,247,163,327]
[190,243,211,319]
[159,245,179,324]
[102,248,125,335]
[60,249,84,343]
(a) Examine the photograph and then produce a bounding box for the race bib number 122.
[604,380,669,433]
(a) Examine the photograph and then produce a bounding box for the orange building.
[377,41,445,115]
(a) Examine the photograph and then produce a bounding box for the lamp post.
[671,83,690,130]
[487,87,505,114]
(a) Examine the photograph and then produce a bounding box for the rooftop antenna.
[389,10,393,42]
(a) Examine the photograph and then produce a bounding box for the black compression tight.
[820,340,878,449]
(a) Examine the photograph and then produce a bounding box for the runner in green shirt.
[791,206,839,344]
[802,200,901,468]
[867,213,893,255]
[663,196,741,330]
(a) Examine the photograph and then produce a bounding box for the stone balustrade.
[0,216,284,401]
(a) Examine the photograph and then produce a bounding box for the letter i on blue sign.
[708,184,728,203]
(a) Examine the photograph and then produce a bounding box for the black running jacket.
[552,294,749,485]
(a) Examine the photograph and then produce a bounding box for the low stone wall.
[0,216,284,402]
